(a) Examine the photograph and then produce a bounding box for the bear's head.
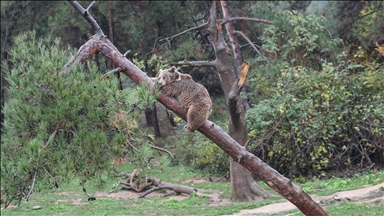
[157,66,181,86]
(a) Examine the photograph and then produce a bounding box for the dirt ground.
[225,183,384,216]
[86,178,384,215]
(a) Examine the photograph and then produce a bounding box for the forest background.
[1,0,383,210]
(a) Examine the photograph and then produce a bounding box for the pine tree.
[1,31,158,206]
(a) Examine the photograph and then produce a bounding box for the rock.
[32,205,41,210]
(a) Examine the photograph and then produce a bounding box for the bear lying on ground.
[152,66,212,132]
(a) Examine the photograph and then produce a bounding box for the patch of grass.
[296,170,384,196]
[1,164,383,216]
[326,202,384,216]
[288,200,384,216]
[0,190,281,216]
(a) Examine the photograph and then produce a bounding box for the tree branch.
[158,17,273,45]
[157,8,273,48]
[102,67,121,79]
[42,122,61,148]
[147,143,174,158]
[170,59,216,67]
[43,165,60,188]
[67,1,103,35]
[25,171,37,201]
[234,30,265,60]
[219,17,274,25]
[158,23,209,44]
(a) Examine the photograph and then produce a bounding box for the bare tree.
[62,1,330,215]
[220,0,258,200]
[168,0,271,201]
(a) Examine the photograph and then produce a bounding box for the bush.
[260,10,342,70]
[171,127,229,175]
[246,59,384,177]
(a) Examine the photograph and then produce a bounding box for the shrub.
[171,125,229,175]
[246,59,383,177]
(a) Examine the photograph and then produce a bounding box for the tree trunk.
[210,1,271,201]
[107,1,123,90]
[220,0,251,111]
[63,2,330,215]
[151,103,161,138]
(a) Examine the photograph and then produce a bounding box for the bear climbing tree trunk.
[62,1,330,215]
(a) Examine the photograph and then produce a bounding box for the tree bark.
[220,1,262,201]
[64,2,330,215]
[145,107,153,127]
[151,103,161,138]
[220,0,251,111]
[220,0,242,76]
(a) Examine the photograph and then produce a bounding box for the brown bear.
[153,66,212,132]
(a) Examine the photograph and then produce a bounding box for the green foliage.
[326,1,384,61]
[134,82,159,109]
[172,131,229,175]
[260,10,342,70]
[247,58,384,176]
[0,31,159,205]
[147,54,168,77]
[246,8,383,177]
[247,9,343,104]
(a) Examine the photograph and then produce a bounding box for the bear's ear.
[172,72,181,82]
[174,72,181,81]
[170,66,176,73]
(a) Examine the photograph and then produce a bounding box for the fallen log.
[111,172,197,198]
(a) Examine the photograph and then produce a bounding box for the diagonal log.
[64,1,330,215]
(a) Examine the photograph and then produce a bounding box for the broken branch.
[139,177,196,198]
[237,61,250,88]
[43,165,60,188]
[219,17,274,25]
[170,59,216,68]
[25,171,36,201]
[112,172,196,198]
[68,1,103,35]
[147,143,174,158]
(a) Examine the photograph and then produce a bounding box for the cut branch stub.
[238,61,249,87]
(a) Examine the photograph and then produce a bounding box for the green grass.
[296,170,384,196]
[286,199,384,216]
[1,165,383,216]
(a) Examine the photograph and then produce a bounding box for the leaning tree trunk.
[63,2,330,215]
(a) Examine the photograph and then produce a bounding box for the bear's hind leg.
[184,105,206,132]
